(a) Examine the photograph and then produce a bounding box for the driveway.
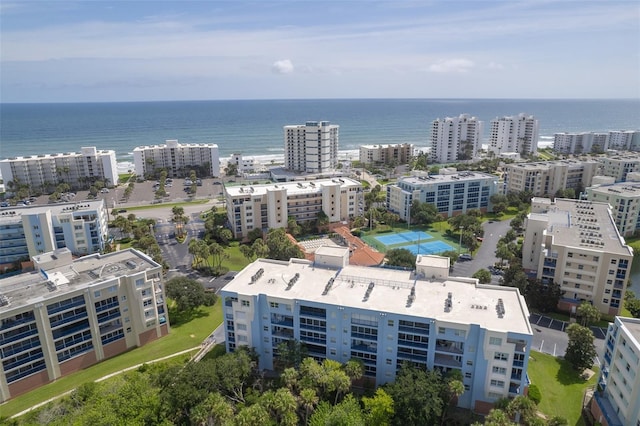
[450,219,512,284]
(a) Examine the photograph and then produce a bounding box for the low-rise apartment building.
[591,316,640,426]
[221,248,532,414]
[503,160,598,197]
[0,200,109,268]
[386,170,498,220]
[133,139,220,178]
[585,182,640,237]
[522,198,633,315]
[225,178,363,239]
[598,153,640,182]
[0,248,169,402]
[359,143,414,166]
[0,147,118,192]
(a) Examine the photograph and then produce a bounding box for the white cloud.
[487,61,504,70]
[272,59,294,74]
[428,59,474,73]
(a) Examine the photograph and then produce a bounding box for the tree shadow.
[168,305,211,328]
[555,357,588,386]
[201,343,227,361]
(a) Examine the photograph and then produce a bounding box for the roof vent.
[363,282,375,302]
[286,273,300,290]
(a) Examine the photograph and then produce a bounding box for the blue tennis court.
[374,231,432,246]
[403,241,454,255]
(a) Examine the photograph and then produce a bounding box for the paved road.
[450,219,512,285]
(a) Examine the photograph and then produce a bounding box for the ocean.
[1,99,639,172]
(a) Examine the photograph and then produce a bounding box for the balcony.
[434,353,462,368]
[351,343,377,353]
[271,315,294,327]
[0,327,38,346]
[397,338,429,349]
[0,315,36,332]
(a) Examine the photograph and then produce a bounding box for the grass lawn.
[123,199,209,212]
[222,242,252,271]
[527,351,598,424]
[1,301,223,419]
[484,206,521,221]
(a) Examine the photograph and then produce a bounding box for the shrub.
[528,383,542,404]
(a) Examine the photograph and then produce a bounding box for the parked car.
[458,254,473,261]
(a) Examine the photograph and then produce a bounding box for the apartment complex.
[132,139,220,178]
[0,147,118,192]
[430,114,483,163]
[522,198,633,315]
[359,143,414,166]
[553,132,608,154]
[224,178,363,239]
[592,316,640,426]
[503,160,599,197]
[0,248,169,402]
[221,248,532,413]
[386,170,498,220]
[598,153,640,182]
[585,182,640,237]
[0,200,109,268]
[488,114,539,156]
[284,121,338,173]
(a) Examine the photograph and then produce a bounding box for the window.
[467,360,473,366]
[489,337,502,346]
[237,323,247,331]
[494,352,508,361]
[330,349,337,355]
[241,300,250,307]
[94,290,101,298]
[465,372,472,379]
[388,320,394,327]
[490,379,505,388]
[438,327,445,334]
[386,359,392,365]
[263,326,268,331]
[237,335,248,342]
[492,366,507,375]
[269,302,279,308]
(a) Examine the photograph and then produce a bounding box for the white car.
[100,188,109,193]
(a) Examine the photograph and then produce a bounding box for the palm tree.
[298,388,319,425]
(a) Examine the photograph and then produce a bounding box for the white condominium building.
[0,147,118,192]
[0,200,109,267]
[132,139,220,178]
[359,143,414,166]
[553,131,640,155]
[386,170,498,220]
[221,248,532,414]
[608,130,640,151]
[522,198,633,315]
[585,182,640,237]
[503,160,598,197]
[430,114,483,163]
[225,178,363,239]
[592,316,640,426]
[0,248,169,402]
[488,114,539,156]
[284,121,338,173]
[598,153,640,182]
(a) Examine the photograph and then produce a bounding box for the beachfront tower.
[284,121,339,173]
[431,114,483,163]
[488,114,539,157]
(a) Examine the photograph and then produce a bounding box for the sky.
[1,1,639,103]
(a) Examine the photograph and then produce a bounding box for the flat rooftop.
[0,249,159,312]
[398,171,496,186]
[224,258,532,335]
[619,317,640,345]
[542,199,632,255]
[588,183,640,197]
[0,200,104,223]
[506,159,598,170]
[225,177,361,197]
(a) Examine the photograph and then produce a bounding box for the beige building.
[598,153,640,182]
[585,182,640,237]
[225,178,363,239]
[0,147,118,192]
[503,160,598,196]
[133,139,220,178]
[359,143,414,166]
[0,248,169,402]
[522,198,633,315]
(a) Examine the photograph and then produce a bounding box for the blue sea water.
[1,99,639,164]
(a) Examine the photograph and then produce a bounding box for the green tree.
[440,250,459,267]
[624,290,640,318]
[189,392,234,426]
[362,388,395,426]
[410,200,440,226]
[385,248,416,269]
[384,363,445,426]
[260,388,298,426]
[165,277,215,314]
[565,323,597,372]
[576,302,601,327]
[299,388,319,425]
[309,394,365,426]
[265,228,304,261]
[472,269,492,284]
[276,339,308,370]
[526,279,563,313]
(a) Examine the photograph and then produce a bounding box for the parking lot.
[529,312,607,340]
